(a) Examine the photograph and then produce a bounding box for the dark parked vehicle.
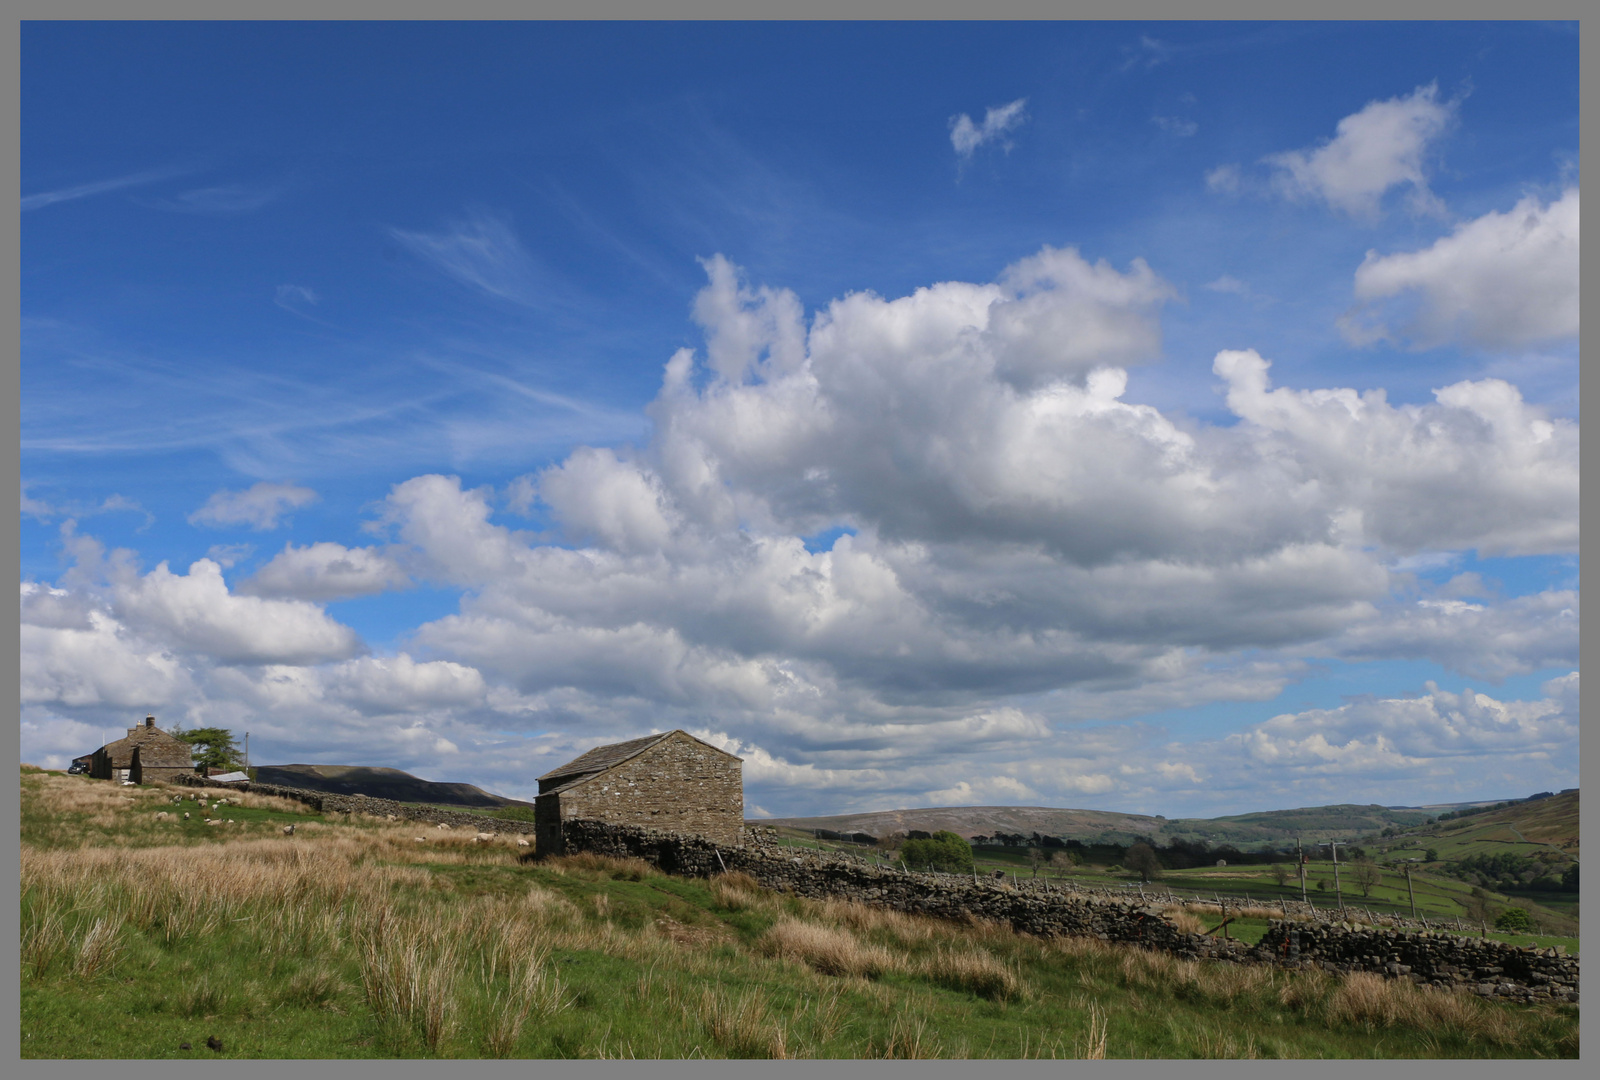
[67,760,89,775]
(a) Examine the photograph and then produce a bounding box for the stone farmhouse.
[534,730,743,853]
[91,716,194,785]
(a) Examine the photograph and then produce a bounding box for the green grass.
[20,770,1580,1059]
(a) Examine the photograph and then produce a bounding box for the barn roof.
[95,720,193,768]
[537,730,741,789]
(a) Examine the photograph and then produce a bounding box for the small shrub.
[1493,907,1532,932]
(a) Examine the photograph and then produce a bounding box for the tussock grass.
[691,985,790,1058]
[919,945,1027,1002]
[759,918,902,978]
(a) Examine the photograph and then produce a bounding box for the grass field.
[19,768,1580,1060]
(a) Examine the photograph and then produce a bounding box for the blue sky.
[21,22,1578,817]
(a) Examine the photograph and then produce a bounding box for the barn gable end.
[534,730,743,854]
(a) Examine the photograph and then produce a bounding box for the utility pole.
[244,732,249,773]
[1405,865,1417,919]
[1329,840,1345,912]
[1297,836,1308,905]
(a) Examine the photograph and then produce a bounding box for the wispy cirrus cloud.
[138,183,281,215]
[389,207,542,305]
[20,166,187,212]
[20,483,153,528]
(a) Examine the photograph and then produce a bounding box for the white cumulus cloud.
[1264,83,1455,219]
[242,542,411,601]
[1342,187,1579,350]
[189,482,318,531]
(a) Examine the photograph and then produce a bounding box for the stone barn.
[534,730,743,854]
[91,716,194,785]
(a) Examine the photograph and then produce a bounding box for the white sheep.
[183,812,191,820]
[435,823,452,831]
[414,837,427,843]
[206,819,222,827]
[516,838,531,847]
[282,823,296,836]
[473,833,494,844]
[155,811,169,821]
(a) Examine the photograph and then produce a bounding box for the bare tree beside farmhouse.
[1353,858,1382,898]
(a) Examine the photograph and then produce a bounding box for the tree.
[1352,858,1381,898]
[1561,864,1578,891]
[1494,907,1532,932]
[899,831,974,874]
[1424,848,1439,863]
[1125,842,1162,882]
[173,727,240,773]
[1271,863,1290,887]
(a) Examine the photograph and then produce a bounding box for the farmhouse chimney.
[145,716,155,729]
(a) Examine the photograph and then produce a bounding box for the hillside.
[1378,790,1580,861]
[252,764,533,809]
[766,802,1440,849]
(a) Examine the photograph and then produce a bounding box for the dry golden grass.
[690,984,790,1058]
[760,918,902,978]
[1179,901,1283,922]
[1162,908,1206,934]
[1075,1005,1109,1059]
[919,945,1028,1002]
[874,1010,944,1059]
[1324,971,1509,1039]
[810,896,940,946]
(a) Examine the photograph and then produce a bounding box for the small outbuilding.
[534,730,743,854]
[91,716,194,785]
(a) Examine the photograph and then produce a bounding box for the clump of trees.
[899,830,974,874]
[1443,852,1575,893]
[171,726,241,774]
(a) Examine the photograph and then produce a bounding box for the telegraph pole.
[1404,865,1417,918]
[1329,840,1346,912]
[1297,836,1308,905]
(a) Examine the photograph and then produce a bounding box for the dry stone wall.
[171,774,539,836]
[1257,921,1579,1005]
[561,819,1578,1005]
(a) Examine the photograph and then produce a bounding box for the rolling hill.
[763,802,1444,849]
[252,764,533,809]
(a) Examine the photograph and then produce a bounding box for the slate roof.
[97,724,193,769]
[537,730,741,791]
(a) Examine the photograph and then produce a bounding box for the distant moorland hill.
[765,801,1521,849]
[252,764,533,809]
